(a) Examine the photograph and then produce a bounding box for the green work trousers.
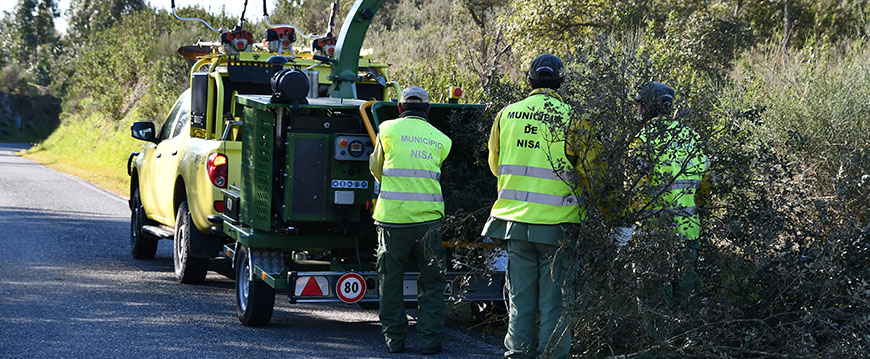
[667,240,701,306]
[377,222,446,351]
[504,238,571,359]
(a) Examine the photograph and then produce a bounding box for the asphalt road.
[0,143,502,359]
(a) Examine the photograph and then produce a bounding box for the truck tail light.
[207,152,228,188]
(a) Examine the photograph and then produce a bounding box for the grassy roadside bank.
[22,112,142,198]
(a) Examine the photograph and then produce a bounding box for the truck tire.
[174,201,208,283]
[130,187,158,259]
[235,244,275,326]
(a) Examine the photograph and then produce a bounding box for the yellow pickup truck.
[128,84,242,283]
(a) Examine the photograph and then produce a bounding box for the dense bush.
[523,35,870,358]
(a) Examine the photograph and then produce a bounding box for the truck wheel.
[174,201,208,283]
[130,187,158,259]
[235,245,275,326]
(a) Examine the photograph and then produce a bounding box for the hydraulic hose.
[171,0,220,33]
[358,101,378,145]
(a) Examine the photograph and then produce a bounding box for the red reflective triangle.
[300,277,323,296]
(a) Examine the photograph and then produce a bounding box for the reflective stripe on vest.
[379,191,443,202]
[497,164,562,181]
[383,168,442,181]
[655,179,701,192]
[498,189,577,207]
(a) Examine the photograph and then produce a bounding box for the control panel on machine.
[334,135,374,161]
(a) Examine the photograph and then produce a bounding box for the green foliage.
[501,0,645,57]
[270,0,341,35]
[66,0,145,48]
[740,0,869,48]
[27,110,143,194]
[540,33,870,358]
[61,7,233,122]
[0,63,29,94]
[8,0,39,62]
[0,0,61,87]
[724,42,870,194]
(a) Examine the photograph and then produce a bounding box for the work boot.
[385,337,405,354]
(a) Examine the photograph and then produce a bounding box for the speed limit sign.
[336,272,366,303]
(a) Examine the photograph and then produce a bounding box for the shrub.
[537,35,870,358]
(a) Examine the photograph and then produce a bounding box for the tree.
[34,0,59,45]
[66,0,145,48]
[9,0,38,65]
[0,0,59,86]
[270,0,338,35]
[460,0,511,91]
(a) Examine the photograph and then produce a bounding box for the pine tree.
[34,0,59,45]
[10,0,38,65]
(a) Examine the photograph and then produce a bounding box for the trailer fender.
[244,247,285,281]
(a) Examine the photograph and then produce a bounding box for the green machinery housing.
[169,0,506,327]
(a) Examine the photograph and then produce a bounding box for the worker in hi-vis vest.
[369,86,452,355]
[616,81,710,305]
[482,54,597,359]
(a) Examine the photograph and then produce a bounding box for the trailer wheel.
[130,187,158,259]
[173,201,208,283]
[235,244,275,326]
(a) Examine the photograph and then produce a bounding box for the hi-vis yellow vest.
[373,116,452,224]
[490,93,581,224]
[638,118,708,240]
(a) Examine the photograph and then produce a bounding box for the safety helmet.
[635,81,675,118]
[635,81,674,107]
[528,54,565,81]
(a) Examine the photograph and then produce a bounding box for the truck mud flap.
[189,233,222,258]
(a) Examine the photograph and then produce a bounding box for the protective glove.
[612,225,636,247]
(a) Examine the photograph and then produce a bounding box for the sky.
[0,0,250,34]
